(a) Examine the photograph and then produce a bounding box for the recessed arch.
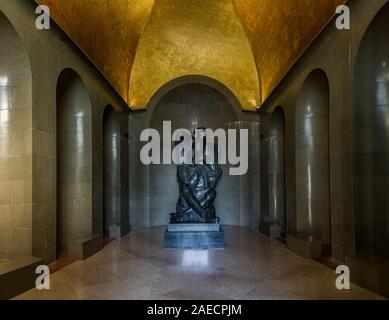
[146,75,243,120]
[103,105,121,242]
[129,0,260,111]
[56,68,92,259]
[353,2,389,258]
[147,81,239,226]
[0,11,32,256]
[295,69,331,257]
[268,106,286,239]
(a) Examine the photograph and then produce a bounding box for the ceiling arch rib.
[129,0,260,111]
[38,0,155,102]
[233,0,347,103]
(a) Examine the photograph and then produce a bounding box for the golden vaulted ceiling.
[37,0,345,111]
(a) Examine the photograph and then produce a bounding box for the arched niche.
[56,68,92,259]
[268,107,286,239]
[0,12,32,256]
[148,81,239,226]
[146,75,243,119]
[295,69,331,256]
[353,2,389,258]
[103,105,121,241]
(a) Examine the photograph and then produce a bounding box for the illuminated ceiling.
[38,0,155,104]
[129,0,259,110]
[38,0,345,110]
[233,0,345,105]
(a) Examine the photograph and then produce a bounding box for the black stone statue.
[170,129,222,224]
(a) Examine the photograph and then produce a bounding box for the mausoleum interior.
[0,0,389,300]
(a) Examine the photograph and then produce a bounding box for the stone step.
[165,229,224,250]
[167,223,220,232]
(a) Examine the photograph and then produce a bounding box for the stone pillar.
[0,12,32,257]
[103,107,121,238]
[267,108,286,238]
[290,69,330,258]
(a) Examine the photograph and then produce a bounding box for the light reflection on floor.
[15,226,384,300]
[182,250,209,267]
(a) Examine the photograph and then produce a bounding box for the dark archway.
[295,69,331,257]
[56,68,92,259]
[353,2,389,258]
[103,106,121,242]
[148,82,239,226]
[146,75,243,119]
[268,107,286,240]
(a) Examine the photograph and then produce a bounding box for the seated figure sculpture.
[170,129,222,224]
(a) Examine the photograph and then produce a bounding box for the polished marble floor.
[0,254,10,264]
[15,227,383,300]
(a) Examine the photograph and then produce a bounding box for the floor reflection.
[181,250,209,267]
[15,226,384,300]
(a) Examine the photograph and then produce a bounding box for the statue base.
[164,223,224,250]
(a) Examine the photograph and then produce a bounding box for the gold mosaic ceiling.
[38,0,345,110]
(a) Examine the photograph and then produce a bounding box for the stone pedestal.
[165,223,224,250]
[68,234,103,260]
[0,256,44,300]
[109,225,121,239]
[346,253,389,299]
[260,221,282,238]
[287,233,322,259]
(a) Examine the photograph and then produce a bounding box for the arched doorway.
[103,106,121,243]
[353,3,389,259]
[268,107,286,240]
[148,81,239,226]
[0,12,32,256]
[56,69,92,260]
[295,69,331,257]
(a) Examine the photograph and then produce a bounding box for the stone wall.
[258,0,389,297]
[0,0,129,263]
